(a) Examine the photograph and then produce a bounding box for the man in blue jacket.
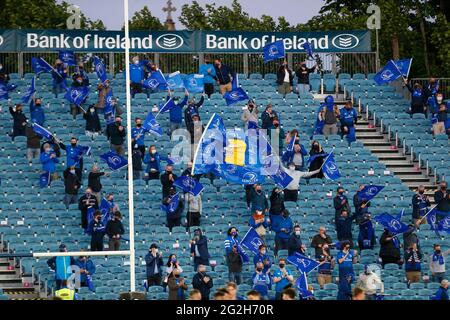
[199,55,217,97]
[58,137,86,181]
[249,184,269,213]
[339,101,358,144]
[30,97,45,125]
[40,143,59,181]
[168,90,189,135]
[47,244,75,290]
[129,56,145,98]
[190,228,210,271]
[213,58,235,95]
[75,255,96,289]
[131,117,146,158]
[145,243,164,288]
[272,209,294,256]
[143,145,162,181]
[253,244,272,274]
[431,279,449,300]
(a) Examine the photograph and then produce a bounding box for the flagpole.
[191,113,216,176]
[318,150,334,171]
[123,0,136,293]
[417,204,438,225]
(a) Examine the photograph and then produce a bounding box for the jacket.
[311,234,333,258]
[83,109,101,132]
[296,66,316,85]
[199,63,217,84]
[213,64,235,85]
[163,195,184,219]
[63,168,81,195]
[276,67,294,86]
[272,216,293,240]
[145,252,164,277]
[190,236,210,261]
[47,256,75,280]
[406,83,429,113]
[106,219,125,239]
[132,149,143,171]
[74,258,96,284]
[339,108,358,127]
[40,150,59,173]
[269,191,285,215]
[88,172,104,193]
[59,143,84,169]
[184,96,205,128]
[334,195,351,217]
[432,286,449,300]
[288,234,304,256]
[30,100,45,125]
[284,168,319,191]
[106,123,126,145]
[241,108,259,124]
[192,272,214,299]
[170,95,188,123]
[250,189,268,212]
[434,189,450,212]
[78,194,99,215]
[9,107,27,135]
[253,253,272,273]
[143,153,161,173]
[335,215,355,241]
[160,172,178,197]
[282,145,308,167]
[261,110,278,130]
[185,193,202,213]
[379,231,401,259]
[25,126,41,149]
[168,276,188,300]
[129,63,145,84]
[88,219,106,243]
[227,251,243,272]
[404,249,422,272]
[131,127,146,146]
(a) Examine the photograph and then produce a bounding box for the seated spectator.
[63,166,81,209]
[192,264,214,301]
[188,289,202,300]
[143,145,162,181]
[25,123,41,162]
[429,244,450,284]
[252,262,271,300]
[145,243,164,288]
[339,101,358,144]
[82,104,101,138]
[288,225,306,256]
[106,211,125,251]
[249,209,270,241]
[75,254,96,289]
[337,241,357,279]
[241,100,258,125]
[168,269,188,300]
[40,143,59,181]
[281,288,297,300]
[356,265,384,300]
[246,290,262,300]
[404,243,423,284]
[272,209,293,256]
[379,229,403,268]
[431,279,449,300]
[273,258,294,300]
[30,96,45,126]
[9,104,27,140]
[190,228,210,270]
[88,210,106,251]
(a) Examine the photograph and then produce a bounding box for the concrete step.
[355,128,377,133]
[360,141,392,146]
[369,148,401,154]
[377,155,408,161]
[356,133,385,139]
[384,161,416,167]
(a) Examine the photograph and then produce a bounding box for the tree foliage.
[126,6,165,31]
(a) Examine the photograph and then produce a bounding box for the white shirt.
[357,272,384,295]
[283,69,290,83]
[284,168,320,191]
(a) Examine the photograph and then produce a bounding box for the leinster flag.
[173,175,204,196]
[31,57,54,74]
[58,50,77,66]
[157,97,176,115]
[39,171,51,188]
[32,123,53,140]
[143,111,162,137]
[166,71,185,90]
[321,153,341,181]
[104,89,115,125]
[65,86,89,106]
[271,166,293,189]
[224,87,249,106]
[263,40,285,63]
[374,60,402,85]
[184,74,204,93]
[296,273,314,299]
[21,76,36,103]
[287,253,321,273]
[303,41,314,60]
[240,227,265,255]
[144,70,167,90]
[100,151,128,171]
[358,185,384,202]
[72,145,92,166]
[374,213,409,235]
[161,193,180,214]
[93,56,108,83]
[394,58,413,78]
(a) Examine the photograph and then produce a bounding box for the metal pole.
[109,52,115,77]
[375,29,380,70]
[18,52,24,77]
[243,53,249,76]
[32,251,131,258]
[123,0,136,293]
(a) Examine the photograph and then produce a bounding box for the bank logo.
[156,34,184,50]
[0,36,3,47]
[332,34,359,50]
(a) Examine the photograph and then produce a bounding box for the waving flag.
[21,76,36,103]
[374,60,402,85]
[270,166,293,189]
[358,185,384,202]
[374,213,409,235]
[184,74,204,93]
[296,273,314,299]
[174,175,204,196]
[427,207,450,235]
[166,71,185,90]
[263,40,285,63]
[321,152,341,181]
[100,151,128,171]
[394,58,413,78]
[87,198,113,228]
[287,253,321,273]
[286,134,296,153]
[31,57,54,74]
[144,70,167,90]
[211,164,265,185]
[93,56,107,83]
[104,89,115,125]
[142,111,162,137]
[161,193,180,214]
[71,145,92,166]
[307,152,329,165]
[58,50,77,66]
[32,123,53,140]
[224,87,249,106]
[64,86,89,106]
[303,41,314,60]
[156,97,176,115]
[39,171,51,188]
[240,228,265,255]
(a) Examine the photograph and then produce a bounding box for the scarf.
[432,253,445,265]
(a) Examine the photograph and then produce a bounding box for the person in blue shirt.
[199,55,217,97]
[30,96,45,126]
[58,137,85,181]
[168,90,189,136]
[252,262,271,300]
[51,59,68,98]
[47,244,75,290]
[272,209,293,256]
[75,63,90,87]
[143,145,162,181]
[131,117,146,158]
[404,243,423,284]
[431,279,449,300]
[253,244,272,274]
[40,143,59,181]
[337,240,358,279]
[129,56,145,98]
[273,258,294,300]
[75,255,96,289]
[337,274,353,300]
[339,101,358,144]
[358,213,376,251]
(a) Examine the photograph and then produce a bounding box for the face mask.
[70,169,75,174]
[442,186,447,190]
[90,108,95,113]
[35,103,41,107]
[418,190,425,195]
[136,124,142,127]
[279,264,285,268]
[171,258,177,263]
[273,123,279,128]
[295,231,301,236]
[435,250,441,255]
[166,170,172,174]
[134,60,140,65]
[231,231,237,237]
[256,268,263,272]
[116,121,121,125]
[289,166,295,170]
[261,250,266,255]
[77,79,83,84]
[437,97,443,104]
[151,150,156,155]
[71,143,77,147]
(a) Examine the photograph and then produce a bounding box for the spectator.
[267,117,285,154]
[276,60,294,97]
[129,56,145,98]
[273,258,294,300]
[88,165,106,204]
[9,104,27,140]
[281,288,297,300]
[168,269,188,300]
[68,74,87,119]
[284,163,320,202]
[187,113,204,148]
[288,225,306,256]
[282,143,308,171]
[431,279,449,300]
[252,262,271,300]
[334,186,351,220]
[95,80,113,110]
[40,137,61,158]
[188,289,202,300]
[353,184,371,223]
[145,244,164,288]
[190,228,210,271]
[143,145,162,181]
[82,104,101,138]
[352,287,366,301]
[339,101,358,144]
[246,290,262,300]
[261,104,278,130]
[213,58,235,95]
[224,227,244,255]
[30,96,45,125]
[404,79,428,115]
[184,94,205,131]
[132,148,143,180]
[192,264,214,301]
[429,92,444,115]
[168,90,188,136]
[58,137,84,180]
[106,116,126,156]
[75,254,96,289]
[185,191,202,228]
[51,59,67,98]
[269,187,285,226]
[337,241,357,279]
[311,226,333,258]
[403,224,420,250]
[47,244,75,290]
[88,211,105,251]
[106,211,125,251]
[55,280,78,300]
[356,265,384,300]
[226,282,244,300]
[409,185,426,223]
[75,62,89,87]
[316,245,335,289]
[253,245,272,274]
[131,117,146,158]
[335,209,355,247]
[163,187,184,232]
[321,96,340,137]
[249,184,269,213]
[160,165,177,199]
[358,214,376,251]
[379,229,402,268]
[213,289,228,300]
[249,209,270,241]
[434,181,450,214]
[337,274,353,300]
[199,56,217,97]
[226,244,244,285]
[78,187,99,230]
[241,100,259,125]
[295,61,316,94]
[404,243,423,284]
[165,254,184,278]
[40,143,59,181]
[429,244,450,284]
[63,166,81,209]
[308,141,325,178]
[272,209,293,256]
[25,124,41,162]
[433,103,449,136]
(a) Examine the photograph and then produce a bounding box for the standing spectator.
[30,97,45,125]
[335,210,355,247]
[190,229,210,271]
[431,279,449,300]
[78,187,99,230]
[224,227,244,254]
[353,184,371,223]
[311,226,333,258]
[261,104,278,130]
[249,209,270,241]
[75,255,96,288]
[321,96,340,137]
[213,58,235,95]
[249,184,268,213]
[282,143,308,171]
[272,209,293,256]
[252,262,271,300]
[129,56,145,98]
[226,245,244,285]
[75,62,89,87]
[434,181,450,214]
[295,61,316,94]
[40,143,59,181]
[379,229,402,268]
[337,274,353,301]
[339,101,358,144]
[184,94,205,131]
[88,211,105,251]
[106,211,125,251]
[404,79,428,115]
[163,188,184,232]
[95,80,112,111]
[58,137,85,180]
[82,104,101,138]
[308,141,325,178]
[131,117,146,157]
[276,60,294,97]
[403,225,420,250]
[430,244,450,284]
[284,163,320,202]
[168,269,188,300]
[145,244,164,288]
[165,254,184,284]
[9,104,27,140]
[273,258,294,300]
[432,103,448,135]
[316,244,335,289]
[106,116,126,156]
[63,166,81,209]
[40,136,61,158]
[199,56,217,97]
[51,59,68,98]
[288,225,306,256]
[185,191,202,228]
[160,165,177,199]
[267,117,285,154]
[187,113,204,149]
[47,244,75,290]
[132,148,143,180]
[356,266,384,300]
[68,74,87,119]
[404,243,423,284]
[88,165,106,204]
[168,90,188,136]
[241,100,259,125]
[337,241,357,279]
[253,245,272,274]
[269,187,285,226]
[143,145,162,182]
[358,214,376,251]
[25,124,41,162]
[334,186,351,220]
[192,264,214,301]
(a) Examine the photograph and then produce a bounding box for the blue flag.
[32,123,53,140]
[71,145,91,166]
[303,41,314,60]
[232,73,239,90]
[166,71,185,90]
[394,58,413,78]
[427,207,450,235]
[211,164,265,185]
[173,175,204,196]
[157,97,176,114]
[307,152,329,165]
[100,151,128,171]
[21,76,36,103]
[161,193,180,214]
[224,87,249,106]
[287,252,321,273]
[143,111,162,137]
[58,50,77,66]
[0,83,9,100]
[270,167,293,189]
[263,40,285,63]
[322,153,341,181]
[285,134,296,153]
[184,74,204,93]
[358,185,384,202]
[296,272,314,299]
[31,57,54,74]
[93,56,108,83]
[144,70,167,90]
[104,89,115,125]
[374,213,409,235]
[39,171,50,188]
[374,60,402,85]
[240,227,265,255]
[87,197,112,228]
[64,86,89,106]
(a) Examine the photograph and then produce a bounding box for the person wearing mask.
[40,136,61,158]
[143,145,162,182]
[227,245,244,285]
[403,224,420,250]
[335,209,355,247]
[404,243,423,284]
[47,244,75,290]
[337,241,358,279]
[185,190,202,228]
[82,104,101,138]
[249,209,270,241]
[339,101,358,144]
[190,228,210,271]
[273,258,294,300]
[282,143,308,171]
[357,213,376,251]
[51,59,68,98]
[145,244,164,288]
[88,165,107,204]
[168,90,189,136]
[63,166,81,209]
[429,244,450,284]
[311,226,333,258]
[129,56,145,98]
[334,187,351,221]
[75,62,89,87]
[288,225,306,256]
[160,165,177,199]
[30,96,45,126]
[434,181,450,215]
[253,245,272,275]
[321,95,340,137]
[106,211,125,251]
[353,184,371,223]
[187,113,204,149]
[249,184,269,213]
[308,141,325,179]
[131,117,146,157]
[316,244,335,289]
[252,262,271,300]
[25,123,41,162]
[192,264,214,301]
[199,56,217,97]
[95,80,114,111]
[379,229,402,268]
[267,117,285,154]
[75,254,96,289]
[106,116,126,156]
[284,163,320,202]
[68,74,87,119]
[132,147,143,180]
[213,58,235,95]
[356,266,384,300]
[431,279,449,300]
[429,92,444,115]
[40,143,59,181]
[295,61,316,94]
[9,104,27,140]
[88,210,106,251]
[163,187,184,232]
[165,254,184,285]
[184,94,205,131]
[432,103,448,135]
[261,104,278,130]
[78,187,99,230]
[404,79,429,116]
[272,209,293,256]
[168,268,188,300]
[269,187,285,227]
[58,137,85,180]
[276,60,294,97]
